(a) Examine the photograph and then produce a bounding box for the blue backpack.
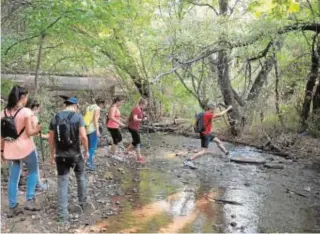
[193,112,205,133]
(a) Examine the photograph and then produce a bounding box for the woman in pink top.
[106,97,125,155]
[1,86,42,218]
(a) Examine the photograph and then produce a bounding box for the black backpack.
[193,112,205,133]
[1,108,25,141]
[54,112,76,150]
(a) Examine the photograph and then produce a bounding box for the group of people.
[1,85,149,222]
[1,85,232,223]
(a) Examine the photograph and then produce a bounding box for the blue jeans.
[8,150,38,208]
[56,156,86,221]
[87,131,99,167]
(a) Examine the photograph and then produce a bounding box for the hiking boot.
[184,159,197,169]
[225,151,230,156]
[80,202,95,214]
[24,198,41,211]
[7,203,24,218]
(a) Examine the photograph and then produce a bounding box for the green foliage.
[1,79,16,97]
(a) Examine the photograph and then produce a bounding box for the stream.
[1,133,319,233]
[80,134,320,233]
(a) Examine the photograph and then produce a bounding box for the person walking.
[48,97,89,223]
[184,103,232,168]
[84,98,105,170]
[125,98,148,163]
[1,85,42,217]
[27,99,49,192]
[106,97,125,156]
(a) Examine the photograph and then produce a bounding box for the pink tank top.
[1,108,35,160]
[107,107,120,129]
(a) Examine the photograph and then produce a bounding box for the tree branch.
[153,23,320,83]
[4,16,63,55]
[232,88,245,107]
[187,1,219,15]
[248,41,273,62]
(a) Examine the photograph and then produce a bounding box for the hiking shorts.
[55,156,84,176]
[200,133,216,148]
[108,128,122,145]
[128,128,141,148]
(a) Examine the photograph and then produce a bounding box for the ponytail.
[112,96,124,105]
[6,85,29,110]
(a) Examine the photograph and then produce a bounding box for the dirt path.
[1,133,320,233]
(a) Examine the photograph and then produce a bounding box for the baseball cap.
[65,97,78,105]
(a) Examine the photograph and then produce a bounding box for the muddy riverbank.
[1,133,320,233]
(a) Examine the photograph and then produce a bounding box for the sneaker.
[80,202,95,214]
[225,151,230,156]
[7,203,24,218]
[24,198,41,211]
[184,160,197,169]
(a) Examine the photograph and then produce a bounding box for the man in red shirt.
[184,103,232,168]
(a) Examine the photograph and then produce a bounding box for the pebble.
[231,214,236,218]
[32,215,36,220]
[115,201,120,205]
[230,222,237,227]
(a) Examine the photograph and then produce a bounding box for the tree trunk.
[34,33,45,97]
[313,81,320,113]
[247,56,274,101]
[274,53,285,128]
[301,37,320,125]
[208,0,241,136]
[215,51,241,135]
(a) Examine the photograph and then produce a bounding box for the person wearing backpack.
[106,97,126,156]
[84,98,105,170]
[1,86,42,218]
[48,97,89,223]
[125,98,148,164]
[184,103,232,169]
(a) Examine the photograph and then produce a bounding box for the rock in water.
[263,163,285,169]
[230,155,266,164]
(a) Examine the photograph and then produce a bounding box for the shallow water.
[82,134,320,233]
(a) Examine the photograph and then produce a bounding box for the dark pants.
[128,128,141,148]
[200,134,216,148]
[107,128,122,145]
[55,156,86,221]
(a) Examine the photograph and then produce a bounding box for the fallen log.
[207,198,243,206]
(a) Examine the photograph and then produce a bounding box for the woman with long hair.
[1,86,42,217]
[125,98,148,163]
[106,96,125,156]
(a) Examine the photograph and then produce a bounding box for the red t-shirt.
[128,106,144,131]
[201,111,215,135]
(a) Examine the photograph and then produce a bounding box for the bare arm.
[93,109,100,133]
[25,116,42,136]
[215,106,233,118]
[79,126,89,154]
[133,114,143,122]
[48,130,55,162]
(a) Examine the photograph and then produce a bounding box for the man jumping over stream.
[184,103,232,169]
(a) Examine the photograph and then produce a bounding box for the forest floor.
[1,131,320,233]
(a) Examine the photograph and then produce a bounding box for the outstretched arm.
[215,106,232,118]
